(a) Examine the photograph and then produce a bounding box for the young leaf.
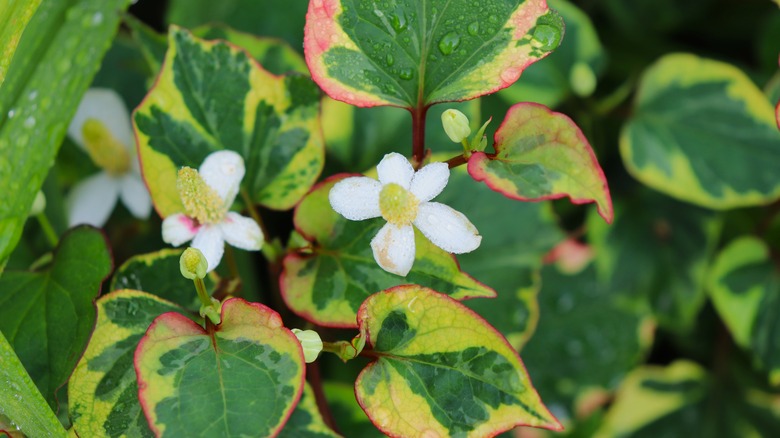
[0,0,128,265]
[278,383,339,438]
[135,298,305,437]
[355,285,561,437]
[281,176,496,328]
[708,236,780,385]
[0,227,112,408]
[0,332,66,438]
[468,102,613,223]
[621,53,780,209]
[304,0,563,108]
[134,26,323,216]
[69,290,192,438]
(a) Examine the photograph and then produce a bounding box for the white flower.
[329,152,481,276]
[162,150,264,272]
[66,88,152,227]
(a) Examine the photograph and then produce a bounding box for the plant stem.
[36,213,58,248]
[445,154,468,169]
[239,188,270,242]
[224,246,240,280]
[306,361,340,433]
[194,277,211,308]
[411,104,429,167]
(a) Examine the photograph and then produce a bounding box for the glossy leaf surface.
[0,0,128,264]
[134,27,323,216]
[708,237,780,385]
[282,175,496,328]
[69,290,190,438]
[135,298,305,437]
[355,286,560,437]
[469,102,613,223]
[304,0,563,108]
[621,53,780,209]
[0,227,111,407]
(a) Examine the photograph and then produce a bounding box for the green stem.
[240,188,270,241]
[35,213,58,248]
[194,277,211,308]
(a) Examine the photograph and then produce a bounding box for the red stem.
[445,154,467,169]
[307,361,340,433]
[411,104,428,167]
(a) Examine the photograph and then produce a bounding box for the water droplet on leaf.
[438,31,460,55]
[467,21,479,36]
[386,53,395,66]
[399,68,414,80]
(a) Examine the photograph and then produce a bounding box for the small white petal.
[370,223,415,276]
[67,172,120,227]
[219,212,264,251]
[68,88,134,150]
[409,162,449,202]
[162,213,199,246]
[329,177,382,220]
[199,150,245,206]
[377,152,414,189]
[192,226,225,272]
[413,202,481,254]
[119,174,152,219]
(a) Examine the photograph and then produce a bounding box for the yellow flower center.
[177,167,225,225]
[81,118,131,175]
[379,183,419,226]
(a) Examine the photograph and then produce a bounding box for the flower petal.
[161,213,199,246]
[413,202,481,254]
[192,225,225,272]
[119,174,152,219]
[67,172,120,227]
[199,150,245,206]
[377,152,414,189]
[329,176,382,220]
[370,223,415,276]
[219,212,264,251]
[68,88,134,150]
[409,162,449,202]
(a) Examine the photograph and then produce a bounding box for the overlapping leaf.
[0,227,111,407]
[621,53,780,209]
[134,26,323,216]
[281,175,495,328]
[304,0,563,108]
[69,290,191,438]
[469,102,613,223]
[355,286,560,437]
[278,383,339,438]
[135,298,305,437]
[708,237,780,385]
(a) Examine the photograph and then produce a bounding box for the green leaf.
[620,53,780,209]
[69,290,192,438]
[520,263,653,421]
[586,190,722,333]
[0,0,129,265]
[0,227,112,407]
[0,332,66,438]
[135,298,305,437]
[468,102,613,223]
[134,26,323,216]
[355,286,560,436]
[499,0,605,107]
[597,360,780,437]
[281,175,496,328]
[323,382,384,438]
[304,0,563,108]
[0,1,41,84]
[708,236,780,385]
[110,248,218,311]
[278,383,339,438]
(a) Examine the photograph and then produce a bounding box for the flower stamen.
[379,183,419,226]
[177,167,226,225]
[82,118,131,175]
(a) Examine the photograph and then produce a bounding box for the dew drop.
[438,31,460,55]
[467,21,479,36]
[390,10,407,32]
[7,109,15,118]
[533,24,562,51]
[28,90,38,100]
[24,116,35,128]
[399,68,414,80]
[385,53,395,66]
[91,12,103,26]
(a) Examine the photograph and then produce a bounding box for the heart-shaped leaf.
[355,285,560,437]
[281,175,496,328]
[304,0,563,108]
[621,53,780,209]
[69,290,192,438]
[468,102,613,223]
[134,26,323,216]
[0,227,112,408]
[135,298,305,437]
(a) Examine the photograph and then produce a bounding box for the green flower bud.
[180,247,208,280]
[441,109,471,143]
[29,191,46,217]
[570,62,597,98]
[292,329,323,363]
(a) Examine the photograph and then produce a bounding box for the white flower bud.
[292,329,323,363]
[441,109,471,143]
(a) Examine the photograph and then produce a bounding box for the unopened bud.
[441,109,471,143]
[570,62,597,98]
[292,329,323,363]
[29,191,46,217]
[180,247,208,280]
